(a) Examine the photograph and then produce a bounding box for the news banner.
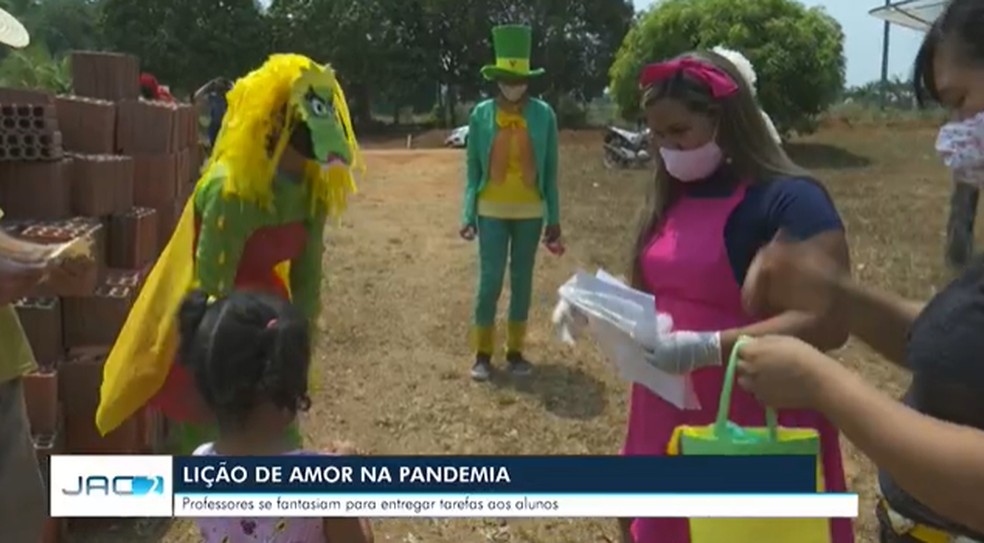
[49,455,858,518]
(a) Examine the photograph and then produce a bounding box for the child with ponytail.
[178,289,373,543]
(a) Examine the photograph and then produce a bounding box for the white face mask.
[937,110,984,187]
[498,83,527,102]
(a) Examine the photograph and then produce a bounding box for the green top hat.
[480,24,545,81]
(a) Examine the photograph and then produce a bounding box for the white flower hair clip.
[711,45,781,144]
[711,46,758,95]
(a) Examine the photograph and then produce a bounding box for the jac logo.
[61,475,165,497]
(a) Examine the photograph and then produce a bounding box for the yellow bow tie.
[497,112,525,129]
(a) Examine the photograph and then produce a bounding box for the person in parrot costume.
[97,54,364,454]
[459,24,563,381]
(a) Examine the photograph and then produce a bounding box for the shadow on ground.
[490,362,607,421]
[785,142,872,170]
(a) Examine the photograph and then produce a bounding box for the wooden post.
[946,176,979,269]
[879,0,891,109]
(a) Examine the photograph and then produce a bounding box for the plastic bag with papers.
[555,270,700,410]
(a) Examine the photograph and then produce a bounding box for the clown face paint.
[289,67,352,168]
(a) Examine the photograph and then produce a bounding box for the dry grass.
[72,122,964,543]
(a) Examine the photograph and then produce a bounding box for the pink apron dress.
[623,182,853,543]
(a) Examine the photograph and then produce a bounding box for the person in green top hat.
[459,24,564,381]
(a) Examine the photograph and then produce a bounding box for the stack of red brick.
[0,51,202,541]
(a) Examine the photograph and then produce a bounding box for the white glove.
[552,298,588,345]
[642,328,722,374]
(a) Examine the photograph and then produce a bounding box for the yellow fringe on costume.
[204,53,365,220]
[96,54,361,435]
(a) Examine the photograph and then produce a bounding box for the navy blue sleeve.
[759,177,843,241]
[724,177,843,284]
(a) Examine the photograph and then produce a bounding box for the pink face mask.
[658,140,724,182]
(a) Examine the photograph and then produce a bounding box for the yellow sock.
[472,325,495,355]
[506,321,527,353]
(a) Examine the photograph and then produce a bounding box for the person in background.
[0,240,48,543]
[459,24,563,381]
[554,50,853,543]
[735,1,984,539]
[140,72,175,102]
[179,289,374,543]
[194,77,232,148]
[0,8,58,541]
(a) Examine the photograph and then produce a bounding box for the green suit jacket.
[461,98,560,227]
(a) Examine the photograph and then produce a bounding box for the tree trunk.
[946,178,979,270]
[349,84,372,127]
[447,86,458,127]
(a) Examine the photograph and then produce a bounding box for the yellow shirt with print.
[478,110,543,219]
[0,207,37,384]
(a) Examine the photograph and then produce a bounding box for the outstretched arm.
[289,211,327,324]
[827,276,924,367]
[194,178,254,296]
[721,230,850,357]
[722,181,851,356]
[193,78,223,101]
[814,359,984,533]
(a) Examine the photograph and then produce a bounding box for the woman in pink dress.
[562,50,854,543]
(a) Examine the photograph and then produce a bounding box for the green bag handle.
[714,336,779,441]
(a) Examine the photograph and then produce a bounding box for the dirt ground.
[75,122,958,542]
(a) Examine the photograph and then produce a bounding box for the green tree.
[446,0,632,127]
[101,0,268,95]
[0,0,104,60]
[491,0,633,104]
[0,42,71,92]
[609,0,845,135]
[269,0,384,125]
[421,0,496,125]
[31,0,105,55]
[270,0,441,126]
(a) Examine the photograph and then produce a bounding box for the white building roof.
[869,0,947,31]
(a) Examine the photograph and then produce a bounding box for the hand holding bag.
[666,337,832,543]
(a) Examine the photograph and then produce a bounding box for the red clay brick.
[70,154,134,216]
[108,206,158,269]
[0,159,72,219]
[69,51,139,102]
[55,95,116,154]
[14,297,63,366]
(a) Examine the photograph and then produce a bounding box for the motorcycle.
[603,126,653,169]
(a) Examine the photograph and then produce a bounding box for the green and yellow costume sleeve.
[194,169,252,297]
[95,54,363,435]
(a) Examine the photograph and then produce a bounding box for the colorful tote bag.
[666,338,832,543]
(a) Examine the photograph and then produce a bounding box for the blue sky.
[634,0,924,86]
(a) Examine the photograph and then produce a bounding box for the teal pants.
[473,216,542,352]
